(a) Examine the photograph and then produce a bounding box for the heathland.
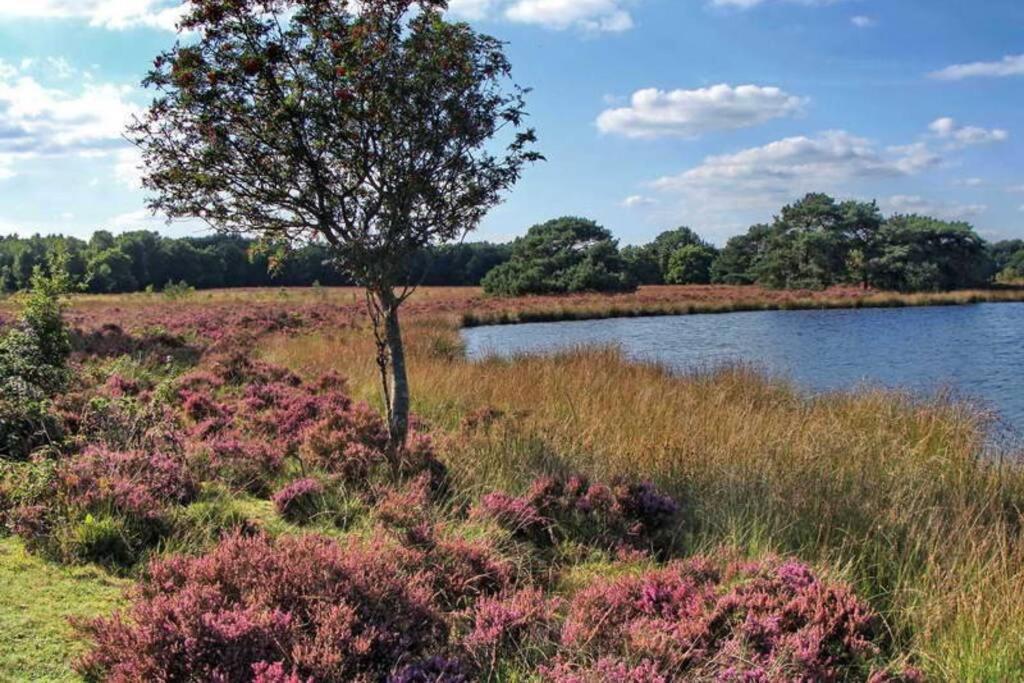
[2,284,1024,681]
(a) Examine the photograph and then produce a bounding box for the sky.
[0,0,1022,247]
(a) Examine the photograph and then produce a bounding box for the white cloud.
[0,59,140,179]
[647,131,942,235]
[655,131,940,194]
[449,0,635,32]
[0,0,183,31]
[597,84,805,139]
[621,194,657,208]
[114,147,144,189]
[851,15,876,28]
[928,117,1008,148]
[882,195,987,220]
[1006,185,1024,194]
[930,54,1024,81]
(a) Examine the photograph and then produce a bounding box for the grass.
[0,537,127,682]
[4,284,1024,680]
[263,304,1024,681]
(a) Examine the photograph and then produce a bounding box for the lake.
[462,303,1024,437]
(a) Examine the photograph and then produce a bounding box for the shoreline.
[460,288,1024,327]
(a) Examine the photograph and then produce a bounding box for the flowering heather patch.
[189,432,284,496]
[76,532,449,682]
[59,446,197,521]
[389,657,470,683]
[472,474,680,553]
[272,478,325,524]
[465,587,561,662]
[555,556,917,682]
[419,534,518,611]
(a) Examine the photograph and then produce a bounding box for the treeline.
[0,231,511,294]
[483,193,1024,296]
[2,193,1022,295]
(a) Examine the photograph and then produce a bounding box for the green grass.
[0,537,127,682]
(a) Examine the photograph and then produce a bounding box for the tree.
[481,217,636,296]
[129,0,539,447]
[86,248,138,293]
[710,224,771,285]
[665,244,716,285]
[870,215,995,291]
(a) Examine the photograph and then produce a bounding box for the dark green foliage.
[482,217,637,296]
[991,240,1024,281]
[665,244,717,285]
[715,193,999,292]
[711,224,771,285]
[0,253,72,459]
[623,227,715,285]
[0,231,514,293]
[868,215,996,292]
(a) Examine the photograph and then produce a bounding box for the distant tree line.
[0,231,511,294]
[483,194,1024,296]
[2,193,1022,296]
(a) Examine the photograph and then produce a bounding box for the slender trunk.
[384,302,410,448]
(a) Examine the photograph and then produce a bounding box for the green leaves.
[482,217,636,297]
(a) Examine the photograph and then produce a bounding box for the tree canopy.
[131,0,539,445]
[482,217,636,296]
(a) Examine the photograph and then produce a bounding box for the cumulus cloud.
[0,59,140,179]
[851,15,876,28]
[597,84,805,139]
[0,0,184,30]
[881,195,987,220]
[645,131,942,236]
[930,54,1024,81]
[654,131,940,195]
[449,0,635,32]
[928,117,1008,148]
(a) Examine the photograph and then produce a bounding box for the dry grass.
[264,305,1024,681]
[8,283,1020,678]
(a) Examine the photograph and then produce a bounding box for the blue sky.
[0,0,1022,246]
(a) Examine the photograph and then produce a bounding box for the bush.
[0,254,73,459]
[59,446,198,521]
[272,478,326,524]
[76,533,450,682]
[472,474,680,555]
[551,556,921,682]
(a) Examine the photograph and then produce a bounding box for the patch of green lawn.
[0,537,128,682]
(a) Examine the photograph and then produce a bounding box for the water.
[462,303,1024,436]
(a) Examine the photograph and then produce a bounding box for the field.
[2,284,1024,681]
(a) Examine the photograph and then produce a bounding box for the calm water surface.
[462,303,1024,436]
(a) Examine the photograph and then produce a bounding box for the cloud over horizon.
[597,84,806,139]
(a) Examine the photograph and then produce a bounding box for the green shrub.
[0,252,72,460]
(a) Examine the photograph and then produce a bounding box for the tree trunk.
[384,302,410,448]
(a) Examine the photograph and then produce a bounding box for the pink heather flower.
[272,478,325,524]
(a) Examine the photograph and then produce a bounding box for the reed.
[264,312,1024,680]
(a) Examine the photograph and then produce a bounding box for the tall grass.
[264,317,1024,680]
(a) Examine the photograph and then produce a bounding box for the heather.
[2,287,1023,680]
